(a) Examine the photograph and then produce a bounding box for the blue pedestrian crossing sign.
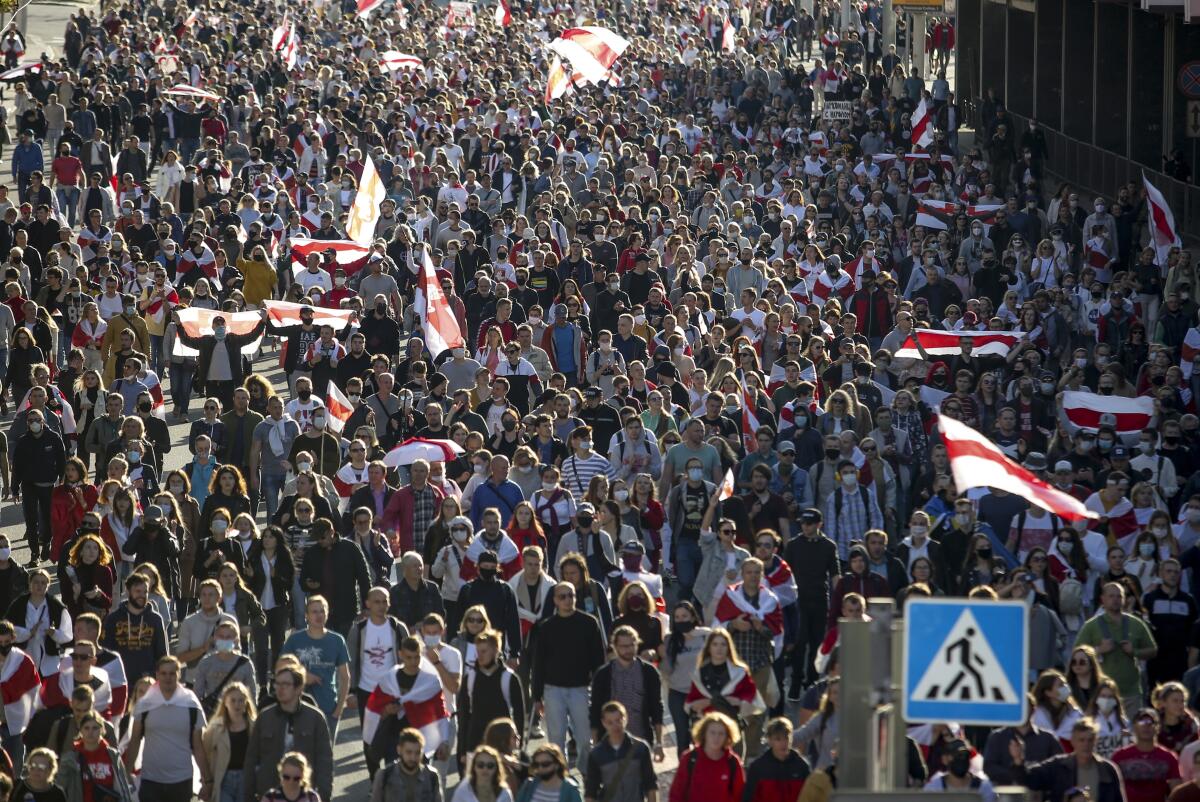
[902,598,1028,726]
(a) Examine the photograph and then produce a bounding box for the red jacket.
[669,748,745,802]
[49,483,99,560]
[381,483,447,553]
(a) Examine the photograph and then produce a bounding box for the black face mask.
[577,515,594,529]
[977,548,993,560]
[824,448,839,460]
[376,303,387,314]
[138,401,152,413]
[298,389,312,401]
[948,755,970,778]
[502,420,516,432]
[674,620,696,634]
[478,567,498,582]
[0,644,11,657]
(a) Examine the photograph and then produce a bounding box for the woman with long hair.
[272,471,336,530]
[100,487,139,584]
[533,466,575,557]
[684,629,762,724]
[1032,669,1082,749]
[1085,678,1130,759]
[792,677,840,770]
[243,373,276,417]
[55,709,136,801]
[1154,681,1198,753]
[612,581,663,657]
[246,526,292,683]
[506,501,547,553]
[201,682,257,802]
[217,562,266,654]
[71,368,105,470]
[200,466,252,536]
[482,718,527,794]
[663,602,711,756]
[197,508,242,583]
[1070,643,1104,705]
[63,533,114,618]
[452,745,512,802]
[668,712,745,802]
[7,327,44,403]
[450,605,494,670]
[422,495,464,567]
[50,457,98,561]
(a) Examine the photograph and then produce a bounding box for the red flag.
[325,381,354,434]
[894,329,1025,360]
[415,247,465,357]
[1143,173,1180,263]
[721,18,736,50]
[494,0,511,26]
[742,388,759,452]
[939,415,1095,522]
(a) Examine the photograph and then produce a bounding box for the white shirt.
[358,620,398,692]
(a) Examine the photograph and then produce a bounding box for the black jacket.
[122,522,181,596]
[245,541,295,611]
[1013,754,1125,802]
[782,532,840,607]
[300,537,372,628]
[588,657,663,736]
[11,429,66,486]
[176,319,266,388]
[457,577,523,659]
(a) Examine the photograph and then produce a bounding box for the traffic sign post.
[902,598,1029,726]
[1187,101,1200,139]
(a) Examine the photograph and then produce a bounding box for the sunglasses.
[72,653,94,660]
[476,762,498,770]
[281,774,302,782]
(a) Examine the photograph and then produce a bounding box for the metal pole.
[889,620,908,788]
[839,617,874,790]
[882,0,895,54]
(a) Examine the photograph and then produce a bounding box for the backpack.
[615,431,652,462]
[834,485,870,521]
[1012,509,1060,554]
[1059,577,1084,617]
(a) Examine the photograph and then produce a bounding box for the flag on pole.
[721,17,736,50]
[270,14,291,52]
[414,246,465,358]
[379,51,423,73]
[545,57,573,103]
[741,389,759,452]
[911,97,934,149]
[282,30,300,71]
[325,381,354,435]
[346,156,385,246]
[718,468,735,500]
[1143,173,1181,264]
[494,0,511,26]
[938,415,1095,522]
[356,0,385,17]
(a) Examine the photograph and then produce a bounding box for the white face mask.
[542,481,558,492]
[841,474,857,489]
[1153,526,1170,539]
[614,489,629,502]
[1096,696,1117,714]
[297,461,312,473]
[0,548,11,561]
[212,520,228,533]
[423,634,440,647]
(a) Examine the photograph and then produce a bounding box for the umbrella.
[383,437,464,467]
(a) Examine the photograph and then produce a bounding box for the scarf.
[267,414,294,458]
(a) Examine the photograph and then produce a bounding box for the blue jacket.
[11,143,43,176]
[470,477,525,528]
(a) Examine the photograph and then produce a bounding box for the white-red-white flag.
[547,26,630,84]
[346,156,385,246]
[721,18,736,51]
[1181,328,1200,379]
[173,309,263,357]
[164,84,221,104]
[356,0,385,17]
[494,0,511,26]
[415,246,465,358]
[0,649,39,736]
[1059,391,1155,439]
[911,97,934,149]
[263,300,356,329]
[379,51,423,73]
[939,415,1095,522]
[719,468,735,500]
[363,662,450,754]
[893,328,1025,360]
[288,238,372,275]
[545,57,573,103]
[741,389,759,452]
[282,30,300,71]
[325,381,354,434]
[1143,173,1181,264]
[270,14,291,52]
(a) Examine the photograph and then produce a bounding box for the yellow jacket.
[238,257,278,306]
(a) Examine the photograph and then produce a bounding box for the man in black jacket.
[588,626,664,758]
[174,312,267,408]
[782,508,839,698]
[299,519,372,637]
[457,550,522,665]
[457,628,524,762]
[12,408,66,565]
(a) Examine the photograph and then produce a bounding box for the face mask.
[502,419,516,432]
[1097,439,1113,452]
[1187,509,1200,524]
[1041,382,1054,394]
[948,755,970,779]
[542,481,559,493]
[577,514,594,529]
[473,464,487,475]
[910,526,928,537]
[977,547,993,560]
[169,482,184,494]
[1095,355,1109,367]
[1075,357,1087,369]
[1153,526,1169,539]
[1078,440,1094,452]
[579,440,593,452]
[955,512,971,526]
[215,639,236,653]
[312,415,326,428]
[841,474,857,489]
[1138,542,1156,558]
[1097,696,1117,714]
[1055,684,1071,703]
[237,527,253,540]
[614,489,629,502]
[423,634,440,647]
[124,305,136,316]
[627,595,647,611]
[825,448,839,460]
[212,520,228,533]
[139,401,153,413]
[28,421,42,434]
[298,461,313,473]
[127,451,141,464]
[298,389,312,401]
[599,341,612,353]
[0,548,11,561]
[478,566,497,581]
[687,468,704,482]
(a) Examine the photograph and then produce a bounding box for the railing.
[965,101,1200,243]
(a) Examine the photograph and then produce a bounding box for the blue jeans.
[168,361,195,413]
[3,723,23,771]
[0,347,9,387]
[180,138,200,165]
[149,334,164,376]
[293,576,308,629]
[543,684,591,774]
[668,689,692,757]
[261,472,287,522]
[675,537,703,604]
[219,769,243,802]
[56,186,80,226]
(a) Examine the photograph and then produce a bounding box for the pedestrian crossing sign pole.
[902,598,1028,726]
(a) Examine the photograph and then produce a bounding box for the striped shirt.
[561,452,616,498]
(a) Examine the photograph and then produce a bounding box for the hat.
[1054,460,1074,473]
[779,441,796,454]
[635,253,650,263]
[1111,445,1129,460]
[658,363,678,379]
[848,544,869,562]
[576,502,596,515]
[944,738,970,755]
[801,508,822,524]
[1023,452,1048,472]
[144,506,163,522]
[621,539,645,554]
[584,386,602,398]
[1134,708,1160,724]
[553,303,567,317]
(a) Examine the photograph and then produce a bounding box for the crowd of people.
[0,0,1192,800]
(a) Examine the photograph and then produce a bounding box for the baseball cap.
[779,442,796,454]
[1023,452,1048,472]
[1054,460,1073,473]
[800,508,822,524]
[1111,445,1129,459]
